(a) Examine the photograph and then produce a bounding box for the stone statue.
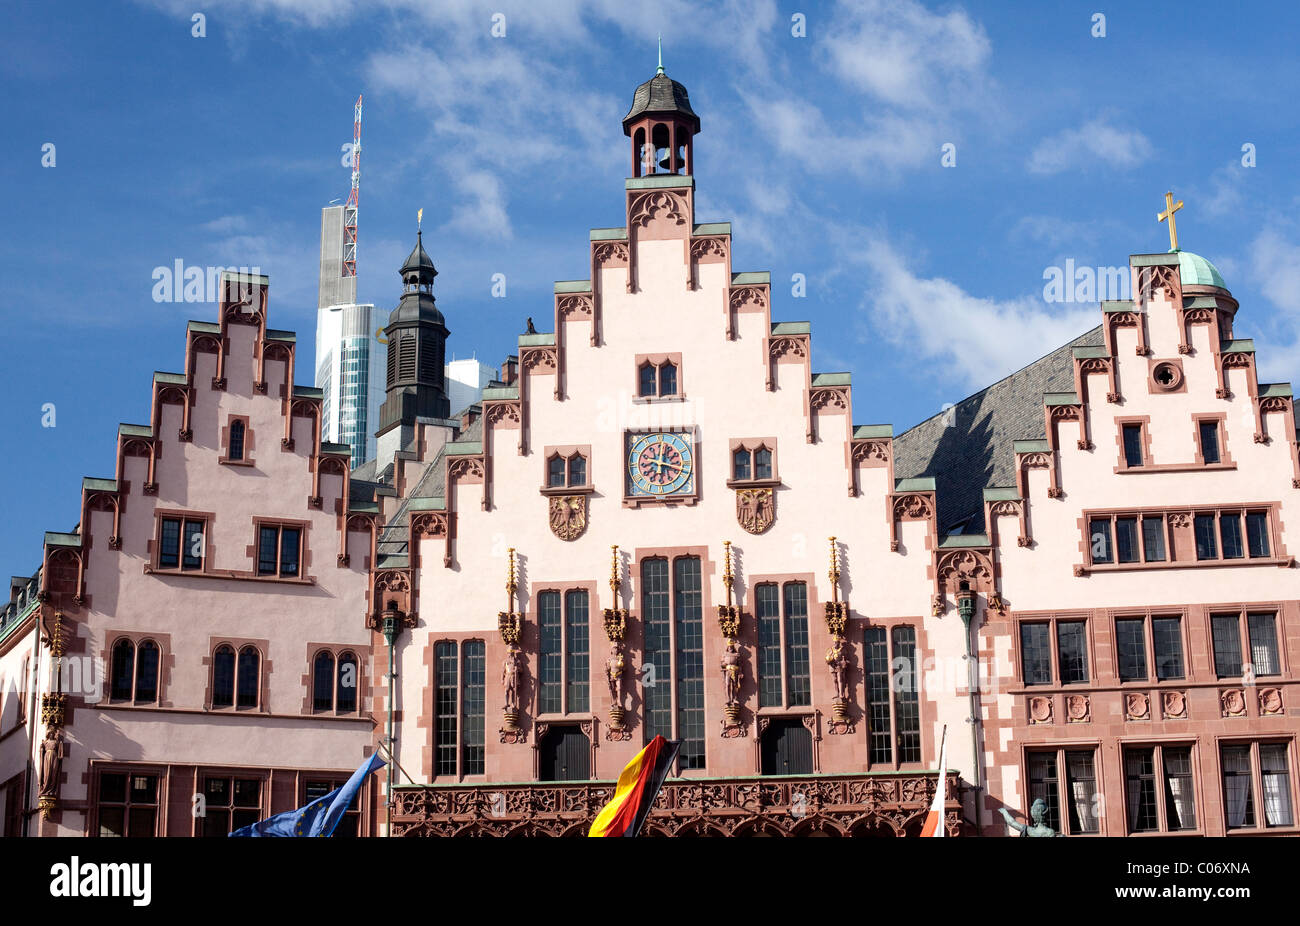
[605,641,625,707]
[825,636,848,701]
[502,646,522,711]
[38,727,65,799]
[720,639,743,704]
[999,798,1063,837]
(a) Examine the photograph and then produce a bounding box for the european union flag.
[229,753,386,837]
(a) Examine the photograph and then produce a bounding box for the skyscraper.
[316,204,384,467]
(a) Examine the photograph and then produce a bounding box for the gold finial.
[828,536,840,603]
[722,540,734,607]
[609,545,621,595]
[1157,191,1184,252]
[505,547,517,607]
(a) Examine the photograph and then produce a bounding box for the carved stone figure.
[38,727,65,800]
[502,646,523,711]
[998,798,1063,837]
[825,636,848,701]
[605,641,625,707]
[720,639,743,704]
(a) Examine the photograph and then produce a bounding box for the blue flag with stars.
[229,753,386,837]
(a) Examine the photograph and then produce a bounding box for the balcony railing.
[391,770,966,837]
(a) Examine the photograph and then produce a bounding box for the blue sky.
[3,0,1299,572]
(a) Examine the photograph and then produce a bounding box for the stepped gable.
[894,326,1104,534]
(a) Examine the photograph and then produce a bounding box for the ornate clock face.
[626,430,695,498]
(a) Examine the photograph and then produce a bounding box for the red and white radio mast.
[342,93,362,278]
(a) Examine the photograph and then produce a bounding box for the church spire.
[378,226,451,433]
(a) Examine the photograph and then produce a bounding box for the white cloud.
[1027,117,1153,175]
[821,0,992,111]
[850,232,1097,388]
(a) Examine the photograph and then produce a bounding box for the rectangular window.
[160,518,181,569]
[1199,420,1221,464]
[97,772,159,837]
[1122,423,1145,466]
[1088,518,1113,564]
[537,591,562,714]
[1246,512,1271,558]
[461,641,485,776]
[1141,515,1167,562]
[783,582,811,707]
[434,642,457,777]
[864,627,892,765]
[891,627,921,764]
[1152,617,1185,680]
[1222,744,1255,829]
[1065,751,1100,834]
[1115,517,1139,564]
[1115,618,1147,682]
[756,584,782,708]
[1247,613,1280,676]
[201,776,262,836]
[182,520,204,570]
[547,457,565,487]
[1020,623,1052,686]
[1194,514,1218,560]
[303,779,360,837]
[674,557,705,770]
[1220,512,1244,559]
[567,456,586,488]
[641,559,671,744]
[565,589,590,713]
[1260,744,1294,828]
[1212,614,1243,679]
[1056,621,1089,685]
[256,524,302,577]
[1028,752,1061,832]
[1125,745,1197,834]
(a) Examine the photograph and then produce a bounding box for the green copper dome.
[1177,251,1226,289]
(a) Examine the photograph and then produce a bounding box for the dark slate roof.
[401,232,437,279]
[893,326,1104,534]
[623,73,700,132]
[375,416,481,561]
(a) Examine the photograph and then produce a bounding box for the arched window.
[229,419,245,461]
[638,363,657,397]
[754,447,772,480]
[566,455,586,487]
[110,639,135,702]
[337,652,358,713]
[135,640,160,703]
[658,362,677,397]
[236,646,260,709]
[313,651,335,712]
[547,455,566,487]
[212,645,236,708]
[733,449,751,481]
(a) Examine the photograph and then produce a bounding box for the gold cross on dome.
[1157,191,1184,251]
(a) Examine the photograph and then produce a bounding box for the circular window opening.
[1152,362,1182,391]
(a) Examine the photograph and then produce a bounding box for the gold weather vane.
[1158,191,1184,251]
[417,207,423,231]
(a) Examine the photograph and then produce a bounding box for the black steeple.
[379,230,450,431]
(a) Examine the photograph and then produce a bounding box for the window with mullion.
[97,772,160,837]
[1125,744,1197,833]
[1115,618,1148,682]
[1020,623,1052,686]
[564,590,590,713]
[201,775,262,836]
[1056,621,1089,684]
[783,582,811,707]
[537,591,563,714]
[1211,614,1244,679]
[755,584,782,708]
[891,627,921,764]
[673,556,705,770]
[641,559,672,744]
[1028,752,1061,832]
[461,641,485,776]
[434,642,458,777]
[864,627,892,764]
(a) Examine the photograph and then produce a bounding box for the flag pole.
[374,738,417,786]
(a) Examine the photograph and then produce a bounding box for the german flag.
[588,736,681,837]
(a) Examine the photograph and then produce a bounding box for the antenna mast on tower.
[343,93,362,278]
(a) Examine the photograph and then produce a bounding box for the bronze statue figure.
[825,636,848,701]
[999,798,1063,837]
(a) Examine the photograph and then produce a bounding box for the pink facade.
[3,68,1297,838]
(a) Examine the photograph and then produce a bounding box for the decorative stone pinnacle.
[722,540,734,606]
[609,544,621,596]
[828,536,840,603]
[505,547,517,608]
